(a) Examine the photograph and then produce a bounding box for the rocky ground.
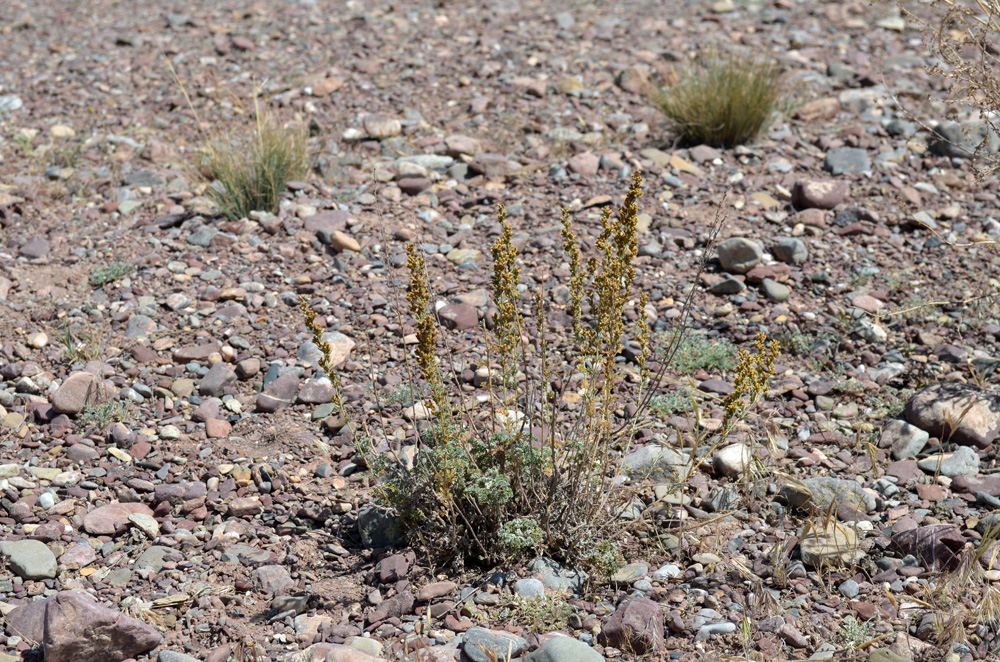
[2,0,1000,661]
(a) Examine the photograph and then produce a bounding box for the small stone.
[26,332,48,348]
[323,230,361,252]
[568,153,600,176]
[762,278,791,301]
[717,237,763,274]
[882,419,930,460]
[839,579,861,598]
[513,578,546,598]
[772,238,808,264]
[610,562,649,584]
[256,374,300,413]
[364,115,402,140]
[598,598,664,655]
[714,443,750,478]
[199,362,236,397]
[795,98,841,122]
[824,147,871,175]
[799,522,862,568]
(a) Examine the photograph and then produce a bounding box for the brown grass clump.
[654,49,784,148]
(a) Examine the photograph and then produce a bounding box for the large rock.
[598,597,664,655]
[0,539,57,579]
[792,179,850,210]
[462,627,529,662]
[42,591,161,662]
[716,237,762,274]
[929,120,1000,159]
[904,383,1000,449]
[526,635,605,662]
[437,303,479,331]
[622,445,688,481]
[778,476,876,513]
[257,373,301,413]
[52,372,111,414]
[199,362,236,397]
[84,502,155,535]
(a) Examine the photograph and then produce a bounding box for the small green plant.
[497,593,575,632]
[89,261,132,287]
[201,100,308,221]
[79,400,130,429]
[382,383,415,405]
[838,615,876,649]
[654,49,784,147]
[60,322,105,364]
[649,391,695,417]
[666,334,737,375]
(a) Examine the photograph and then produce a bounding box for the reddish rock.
[83,502,154,535]
[792,179,851,210]
[793,208,828,228]
[598,598,664,655]
[43,591,161,662]
[205,418,232,438]
[52,372,110,415]
[172,342,220,363]
[397,177,431,195]
[257,374,300,413]
[304,210,349,234]
[568,152,600,176]
[229,497,262,518]
[437,303,479,331]
[417,581,457,601]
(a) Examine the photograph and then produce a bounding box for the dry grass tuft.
[201,100,307,221]
[654,49,784,148]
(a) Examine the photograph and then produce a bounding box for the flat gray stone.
[526,636,604,662]
[462,627,529,662]
[917,446,980,477]
[1,539,57,579]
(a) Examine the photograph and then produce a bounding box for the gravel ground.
[2,1,1000,661]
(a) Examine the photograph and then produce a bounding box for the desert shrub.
[655,50,784,147]
[307,174,777,568]
[201,101,307,221]
[358,173,661,567]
